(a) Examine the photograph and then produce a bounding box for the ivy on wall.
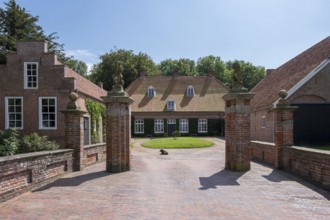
[85,99,106,143]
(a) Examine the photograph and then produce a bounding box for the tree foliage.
[225,60,266,90]
[89,49,159,91]
[0,0,87,76]
[196,55,229,84]
[158,58,196,76]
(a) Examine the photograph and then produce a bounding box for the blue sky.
[2,0,330,70]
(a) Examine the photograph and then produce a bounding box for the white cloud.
[65,49,99,64]
[65,49,100,74]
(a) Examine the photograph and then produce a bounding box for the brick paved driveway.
[1,137,330,219]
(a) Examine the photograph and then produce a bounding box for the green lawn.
[312,146,330,151]
[142,137,214,149]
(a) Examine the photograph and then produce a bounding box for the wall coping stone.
[251,141,275,147]
[287,146,330,155]
[84,143,106,149]
[0,149,74,162]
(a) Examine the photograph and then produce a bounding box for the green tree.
[0,0,88,76]
[66,58,88,76]
[89,49,159,91]
[196,55,228,83]
[226,60,266,90]
[0,0,44,63]
[158,58,196,76]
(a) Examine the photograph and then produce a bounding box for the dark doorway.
[83,117,90,145]
[293,104,330,146]
[167,119,176,136]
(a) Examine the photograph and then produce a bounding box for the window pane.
[8,99,14,105]
[15,99,21,105]
[42,99,48,105]
[50,121,55,127]
[49,99,55,105]
[49,106,55,112]
[50,114,55,120]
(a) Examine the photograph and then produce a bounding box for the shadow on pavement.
[263,169,330,200]
[34,170,111,192]
[199,169,247,190]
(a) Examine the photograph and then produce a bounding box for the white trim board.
[273,58,330,107]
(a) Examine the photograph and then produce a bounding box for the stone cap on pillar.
[273,89,298,110]
[101,61,134,104]
[61,91,87,115]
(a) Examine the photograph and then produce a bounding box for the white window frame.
[198,119,208,133]
[154,119,164,133]
[179,119,189,133]
[39,97,57,130]
[24,62,38,89]
[167,100,176,111]
[134,119,144,134]
[147,86,156,97]
[186,86,195,97]
[167,119,176,124]
[5,97,23,129]
[261,116,266,128]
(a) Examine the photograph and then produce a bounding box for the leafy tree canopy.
[0,0,87,75]
[158,58,196,76]
[89,48,159,91]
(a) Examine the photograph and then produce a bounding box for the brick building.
[251,36,330,146]
[125,73,228,136]
[0,41,107,147]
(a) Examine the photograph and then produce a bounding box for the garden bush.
[19,133,59,153]
[0,130,59,156]
[0,129,20,156]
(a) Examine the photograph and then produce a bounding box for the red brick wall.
[251,141,275,165]
[83,143,106,165]
[283,146,330,190]
[0,149,73,202]
[250,109,274,142]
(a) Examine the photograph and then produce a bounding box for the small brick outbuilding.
[251,36,330,146]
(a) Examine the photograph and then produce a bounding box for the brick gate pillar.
[102,63,134,173]
[61,91,87,171]
[273,90,297,169]
[222,61,255,171]
[223,92,255,171]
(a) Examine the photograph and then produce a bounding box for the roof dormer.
[147,86,156,97]
[186,85,195,97]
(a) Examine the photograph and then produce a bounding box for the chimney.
[172,71,178,79]
[140,71,145,79]
[207,70,213,79]
[98,82,103,89]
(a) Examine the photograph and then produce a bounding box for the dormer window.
[186,86,195,97]
[24,62,38,89]
[147,86,156,97]
[167,100,176,111]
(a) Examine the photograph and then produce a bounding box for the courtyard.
[0,137,329,219]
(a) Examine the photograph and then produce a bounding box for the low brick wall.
[283,146,330,190]
[251,141,275,166]
[83,143,106,166]
[0,149,73,202]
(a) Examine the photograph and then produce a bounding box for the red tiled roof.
[125,75,229,112]
[65,68,107,101]
[251,36,330,110]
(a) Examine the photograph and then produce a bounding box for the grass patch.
[142,137,214,149]
[311,146,330,151]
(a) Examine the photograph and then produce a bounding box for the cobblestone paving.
[1,138,329,219]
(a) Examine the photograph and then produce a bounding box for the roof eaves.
[272,58,330,107]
